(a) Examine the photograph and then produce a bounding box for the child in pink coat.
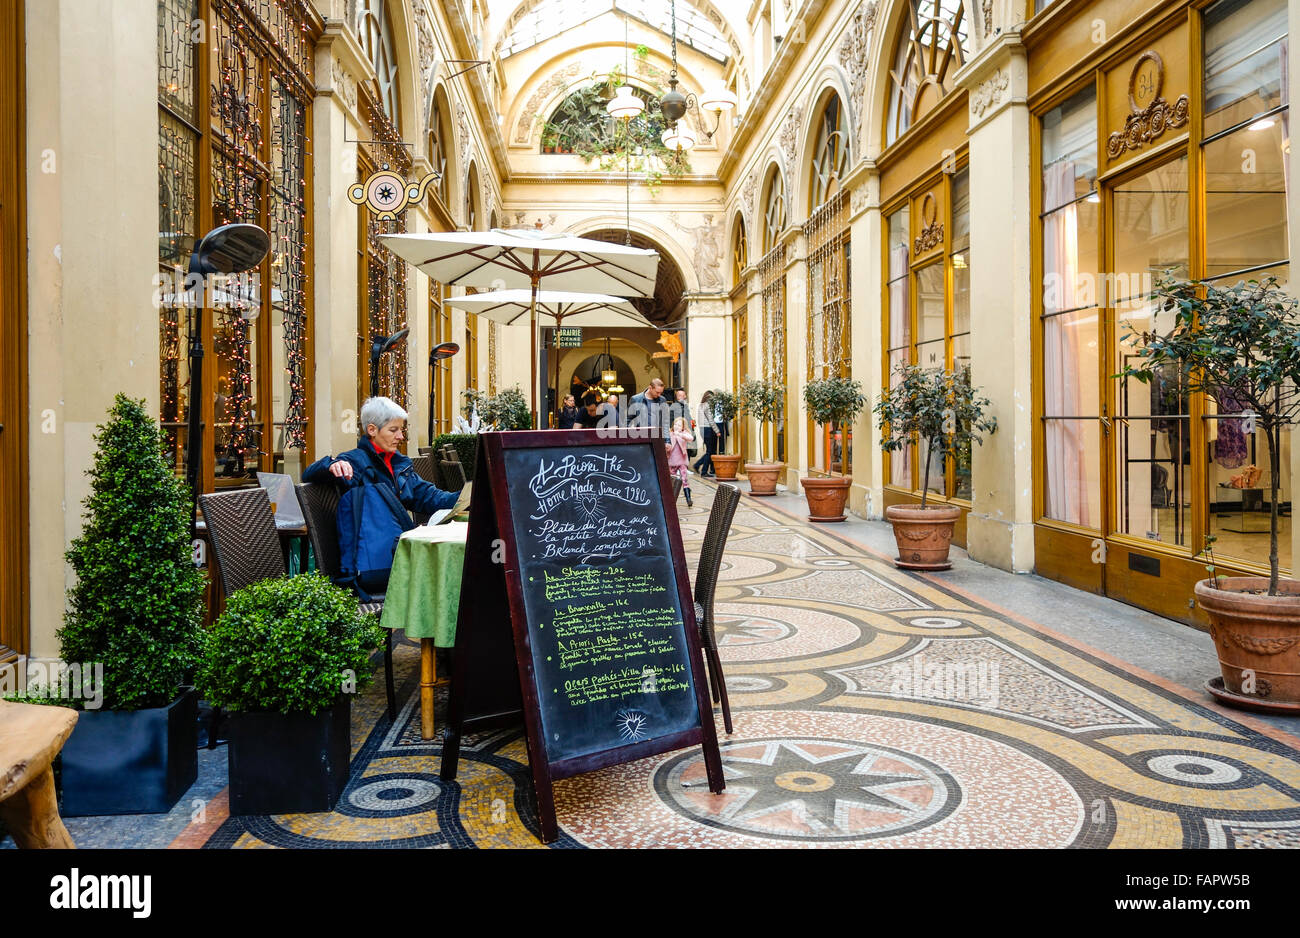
[668,417,694,507]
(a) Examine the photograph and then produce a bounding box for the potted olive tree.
[709,388,741,480]
[738,376,786,495]
[875,364,996,570]
[56,394,206,816]
[197,573,384,815]
[802,376,868,522]
[1118,276,1300,710]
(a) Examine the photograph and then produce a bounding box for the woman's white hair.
[360,396,409,434]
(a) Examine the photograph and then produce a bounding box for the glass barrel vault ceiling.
[498,0,730,62]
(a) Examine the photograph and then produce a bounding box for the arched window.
[762,167,786,252]
[731,216,747,285]
[428,92,451,206]
[887,0,970,146]
[357,0,400,125]
[809,94,849,210]
[465,163,480,229]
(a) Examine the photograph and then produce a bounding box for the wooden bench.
[0,700,78,848]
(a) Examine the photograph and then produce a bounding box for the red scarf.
[380,450,394,476]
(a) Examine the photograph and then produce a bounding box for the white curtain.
[1042,161,1090,526]
[888,243,912,487]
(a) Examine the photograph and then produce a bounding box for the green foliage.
[738,377,785,463]
[875,364,997,508]
[58,394,205,710]
[196,574,384,715]
[540,68,689,193]
[1117,276,1300,593]
[803,377,868,477]
[710,389,738,454]
[483,384,532,430]
[431,433,478,481]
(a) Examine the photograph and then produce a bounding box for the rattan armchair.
[296,482,398,723]
[199,488,285,598]
[693,483,740,734]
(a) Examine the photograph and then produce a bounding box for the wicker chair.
[437,444,465,491]
[296,482,397,723]
[693,483,741,734]
[199,488,285,598]
[409,455,439,524]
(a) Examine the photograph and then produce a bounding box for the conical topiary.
[58,394,206,710]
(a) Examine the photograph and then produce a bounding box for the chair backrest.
[199,487,286,598]
[410,454,438,485]
[694,483,741,611]
[295,482,342,579]
[417,446,433,456]
[442,458,467,492]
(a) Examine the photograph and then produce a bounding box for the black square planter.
[59,688,199,817]
[227,696,351,816]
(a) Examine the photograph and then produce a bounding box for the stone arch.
[726,209,748,287]
[358,0,421,141]
[799,72,855,217]
[424,81,456,209]
[464,160,482,230]
[490,0,747,65]
[568,214,699,295]
[758,159,788,255]
[508,46,714,149]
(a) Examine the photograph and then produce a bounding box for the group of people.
[554,378,729,508]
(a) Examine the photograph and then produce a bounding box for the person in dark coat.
[628,378,668,430]
[302,396,458,595]
[557,393,579,430]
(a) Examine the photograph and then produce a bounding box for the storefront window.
[883,167,971,499]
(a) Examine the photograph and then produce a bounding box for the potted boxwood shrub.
[197,573,384,815]
[709,388,741,480]
[875,364,997,570]
[738,376,786,495]
[1118,276,1300,710]
[802,376,868,522]
[56,394,206,816]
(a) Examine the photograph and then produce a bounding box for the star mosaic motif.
[376,184,396,203]
[718,743,932,832]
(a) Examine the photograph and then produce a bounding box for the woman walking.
[693,390,719,477]
[668,416,694,507]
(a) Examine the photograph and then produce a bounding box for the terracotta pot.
[885,503,961,570]
[1195,577,1300,707]
[711,454,741,480]
[801,476,851,523]
[744,462,785,496]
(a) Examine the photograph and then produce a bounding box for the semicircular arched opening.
[579,228,685,328]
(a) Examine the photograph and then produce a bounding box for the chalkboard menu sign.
[440,429,724,843]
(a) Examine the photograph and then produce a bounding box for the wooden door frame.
[1,0,27,660]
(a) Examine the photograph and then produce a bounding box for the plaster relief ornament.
[837,2,877,124]
[672,212,724,290]
[741,171,758,232]
[348,164,440,221]
[912,191,943,255]
[970,68,1009,118]
[1107,51,1189,160]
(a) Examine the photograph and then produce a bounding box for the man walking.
[628,378,668,431]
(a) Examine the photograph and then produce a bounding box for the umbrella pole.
[529,265,539,429]
[553,311,564,429]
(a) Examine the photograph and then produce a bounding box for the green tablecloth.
[380,522,468,645]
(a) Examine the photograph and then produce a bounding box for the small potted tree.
[196,573,384,815]
[875,364,997,569]
[738,377,786,495]
[709,388,741,480]
[56,394,205,816]
[1119,276,1300,710]
[802,376,868,522]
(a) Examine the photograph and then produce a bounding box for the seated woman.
[303,396,459,597]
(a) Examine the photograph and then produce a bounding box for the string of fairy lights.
[363,101,412,411]
[156,0,314,479]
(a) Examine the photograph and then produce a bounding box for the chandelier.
[658,0,736,156]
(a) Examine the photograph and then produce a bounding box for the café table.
[380,521,468,739]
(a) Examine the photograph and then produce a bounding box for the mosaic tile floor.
[192,481,1300,849]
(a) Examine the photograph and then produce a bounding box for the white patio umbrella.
[380,228,659,427]
[443,289,654,422]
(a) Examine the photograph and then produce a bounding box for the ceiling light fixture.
[658,0,734,154]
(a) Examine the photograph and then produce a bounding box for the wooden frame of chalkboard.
[439,428,725,843]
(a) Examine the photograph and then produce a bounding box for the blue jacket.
[303,440,459,592]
